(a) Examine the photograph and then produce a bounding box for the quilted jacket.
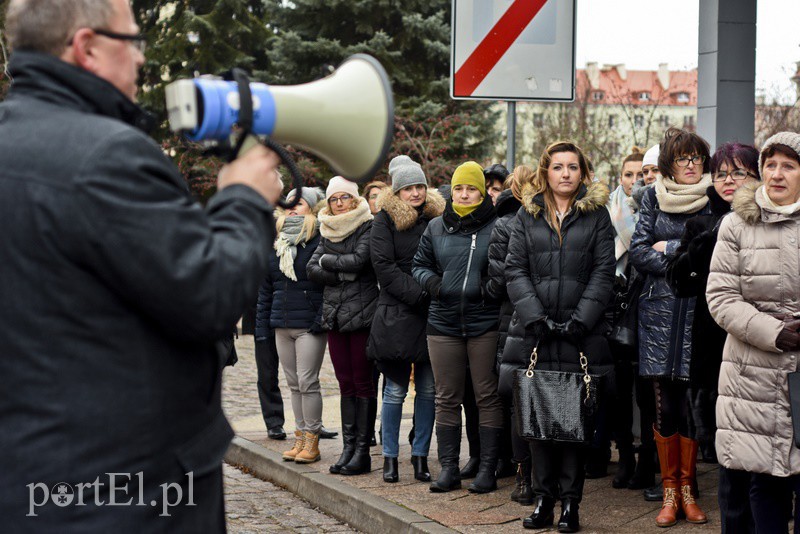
[629,186,709,379]
[707,182,800,476]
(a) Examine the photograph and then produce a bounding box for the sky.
[573,0,800,102]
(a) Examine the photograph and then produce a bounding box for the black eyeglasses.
[674,155,706,167]
[67,28,146,54]
[712,169,755,182]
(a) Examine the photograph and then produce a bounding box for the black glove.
[776,319,800,352]
[526,318,552,341]
[426,276,442,299]
[308,321,325,335]
[545,318,562,337]
[687,230,715,269]
[561,319,586,347]
[319,254,335,270]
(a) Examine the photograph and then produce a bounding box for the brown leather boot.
[282,430,305,461]
[295,432,321,463]
[654,428,681,528]
[678,435,708,524]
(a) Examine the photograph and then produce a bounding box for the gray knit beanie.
[388,155,427,193]
[759,132,800,175]
[286,187,325,208]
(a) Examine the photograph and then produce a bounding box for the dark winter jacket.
[501,182,616,397]
[629,187,710,379]
[486,189,523,372]
[412,194,499,338]
[367,188,446,385]
[666,186,732,388]
[307,198,378,332]
[255,232,324,337]
[0,52,275,530]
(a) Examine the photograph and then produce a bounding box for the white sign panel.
[451,0,576,101]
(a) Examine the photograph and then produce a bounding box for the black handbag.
[788,371,800,448]
[607,272,645,348]
[513,344,600,443]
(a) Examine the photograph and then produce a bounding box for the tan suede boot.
[679,435,708,524]
[282,430,305,461]
[295,432,321,464]
[654,428,681,528]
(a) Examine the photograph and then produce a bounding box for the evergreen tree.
[263,0,500,186]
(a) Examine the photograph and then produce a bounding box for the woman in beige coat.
[707,131,800,532]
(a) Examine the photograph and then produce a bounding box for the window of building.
[533,113,544,128]
[683,115,696,129]
[659,115,669,127]
[634,115,645,128]
[592,91,604,101]
[609,142,619,156]
[677,92,690,103]
[608,115,617,128]
[638,92,651,101]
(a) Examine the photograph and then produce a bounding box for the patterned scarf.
[655,174,713,214]
[608,184,637,276]
[274,216,309,281]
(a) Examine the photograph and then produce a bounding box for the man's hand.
[218,144,283,205]
[776,319,800,352]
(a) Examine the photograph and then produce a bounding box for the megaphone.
[165,54,394,183]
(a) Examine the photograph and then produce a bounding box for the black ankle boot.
[340,398,375,476]
[459,456,480,479]
[430,425,462,492]
[510,460,534,505]
[612,445,635,489]
[329,396,357,474]
[383,457,398,483]
[411,455,430,482]
[643,481,662,501]
[584,445,610,479]
[495,457,516,479]
[627,444,656,489]
[468,427,501,493]
[522,496,555,529]
[557,499,580,533]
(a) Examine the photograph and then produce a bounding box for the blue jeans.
[381,361,435,458]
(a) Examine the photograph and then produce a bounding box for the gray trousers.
[275,328,327,433]
[427,331,503,428]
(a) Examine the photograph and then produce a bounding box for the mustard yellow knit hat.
[451,161,486,197]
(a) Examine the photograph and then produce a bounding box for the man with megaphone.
[0,0,283,530]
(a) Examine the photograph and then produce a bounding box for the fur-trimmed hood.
[521,180,610,218]
[733,181,800,225]
[375,187,446,231]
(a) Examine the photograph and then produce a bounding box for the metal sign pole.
[507,101,516,169]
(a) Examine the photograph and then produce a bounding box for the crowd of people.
[254,126,800,533]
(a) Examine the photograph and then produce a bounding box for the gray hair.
[5,0,116,55]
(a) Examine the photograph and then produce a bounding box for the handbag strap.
[525,344,593,406]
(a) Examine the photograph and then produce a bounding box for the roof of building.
[576,63,697,106]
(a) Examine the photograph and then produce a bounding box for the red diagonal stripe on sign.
[454,0,549,96]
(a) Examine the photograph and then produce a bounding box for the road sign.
[451,0,576,101]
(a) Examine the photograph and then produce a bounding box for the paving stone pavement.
[224,463,360,533]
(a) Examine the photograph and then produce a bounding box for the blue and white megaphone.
[165,55,394,183]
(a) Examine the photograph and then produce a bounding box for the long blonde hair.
[507,165,536,201]
[275,201,322,242]
[532,141,592,242]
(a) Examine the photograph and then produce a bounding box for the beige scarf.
[654,174,713,214]
[755,185,800,216]
[318,197,373,243]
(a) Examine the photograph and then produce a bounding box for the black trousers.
[611,343,656,450]
[750,471,799,533]
[255,334,284,430]
[531,441,586,502]
[718,466,755,534]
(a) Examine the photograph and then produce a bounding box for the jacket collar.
[442,193,496,234]
[733,181,800,225]
[706,185,733,217]
[494,188,522,218]
[6,50,155,133]
[376,188,445,232]
[521,181,610,218]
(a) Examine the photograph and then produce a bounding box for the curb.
[225,436,457,534]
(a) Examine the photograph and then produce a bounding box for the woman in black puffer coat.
[307,177,378,477]
[368,156,445,484]
[503,141,614,532]
[486,165,536,505]
[413,161,502,495]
